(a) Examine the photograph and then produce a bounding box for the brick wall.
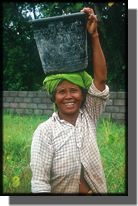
[3,91,126,122]
[102,92,126,122]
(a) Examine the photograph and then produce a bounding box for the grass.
[3,113,126,194]
[97,118,126,193]
[3,113,48,193]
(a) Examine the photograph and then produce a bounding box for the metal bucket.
[30,12,88,75]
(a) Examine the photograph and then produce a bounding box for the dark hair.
[50,87,88,108]
[50,90,56,103]
[81,88,88,107]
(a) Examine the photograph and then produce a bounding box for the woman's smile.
[64,101,75,107]
[55,80,84,122]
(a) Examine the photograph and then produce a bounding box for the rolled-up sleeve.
[84,82,109,123]
[30,123,54,193]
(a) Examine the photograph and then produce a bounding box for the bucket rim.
[29,12,86,24]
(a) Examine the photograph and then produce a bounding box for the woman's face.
[55,80,84,117]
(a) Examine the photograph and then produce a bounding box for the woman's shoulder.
[33,116,54,136]
[39,116,54,127]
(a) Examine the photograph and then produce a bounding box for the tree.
[3,2,44,91]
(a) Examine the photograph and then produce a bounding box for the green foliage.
[3,2,127,91]
[98,3,126,91]
[3,113,48,193]
[97,118,126,193]
[3,2,44,91]
[3,113,126,193]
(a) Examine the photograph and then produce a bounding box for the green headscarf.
[43,71,92,95]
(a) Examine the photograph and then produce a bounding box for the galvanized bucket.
[30,12,88,75]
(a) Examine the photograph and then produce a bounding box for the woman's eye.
[58,90,65,94]
[71,89,78,93]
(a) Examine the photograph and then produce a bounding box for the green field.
[3,113,126,194]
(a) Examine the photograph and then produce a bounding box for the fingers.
[81,7,97,22]
[88,14,97,22]
[81,7,95,16]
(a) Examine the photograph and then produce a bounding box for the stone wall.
[3,91,126,122]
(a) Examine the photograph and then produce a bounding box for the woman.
[30,7,109,194]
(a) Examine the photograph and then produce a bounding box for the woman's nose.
[65,91,72,99]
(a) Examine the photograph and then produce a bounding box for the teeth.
[65,103,74,106]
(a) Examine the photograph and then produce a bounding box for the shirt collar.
[52,109,83,124]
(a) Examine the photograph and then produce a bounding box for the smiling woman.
[30,7,109,194]
[43,71,92,125]
[55,81,86,125]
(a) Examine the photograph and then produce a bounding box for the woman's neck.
[58,111,79,126]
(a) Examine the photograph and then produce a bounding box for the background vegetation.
[3,2,127,91]
[3,113,126,194]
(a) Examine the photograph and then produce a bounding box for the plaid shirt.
[30,82,109,193]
